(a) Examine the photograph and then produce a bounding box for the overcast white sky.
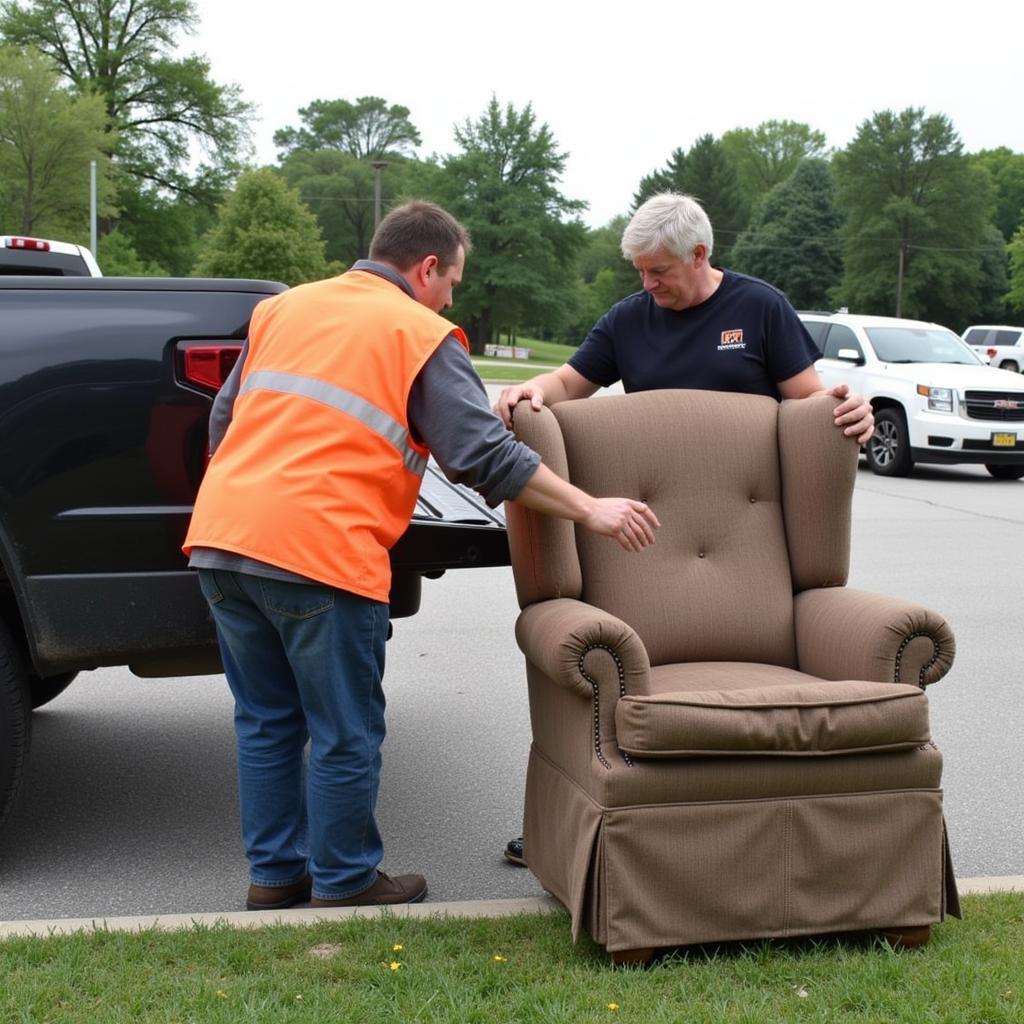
[193,0,1022,227]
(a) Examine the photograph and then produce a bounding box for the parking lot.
[0,459,1021,923]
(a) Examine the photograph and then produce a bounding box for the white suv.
[800,312,1024,480]
[0,235,102,276]
[961,325,1024,374]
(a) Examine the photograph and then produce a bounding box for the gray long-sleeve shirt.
[189,261,540,584]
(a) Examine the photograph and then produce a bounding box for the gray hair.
[621,193,714,264]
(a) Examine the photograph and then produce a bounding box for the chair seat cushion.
[615,678,930,757]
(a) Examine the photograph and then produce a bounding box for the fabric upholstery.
[507,389,959,956]
[615,680,930,757]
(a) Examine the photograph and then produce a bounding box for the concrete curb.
[0,895,564,939]
[1,878,1020,940]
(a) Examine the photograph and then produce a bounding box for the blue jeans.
[197,568,388,899]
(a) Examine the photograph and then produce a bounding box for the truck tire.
[29,671,78,709]
[985,464,1024,480]
[997,361,1019,373]
[0,622,32,829]
[866,408,914,477]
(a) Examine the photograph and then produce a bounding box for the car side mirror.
[836,348,865,365]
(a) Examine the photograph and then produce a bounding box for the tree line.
[3,0,1024,350]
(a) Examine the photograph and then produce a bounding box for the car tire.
[866,408,914,477]
[0,621,32,830]
[29,670,78,709]
[998,361,1020,373]
[985,464,1024,480]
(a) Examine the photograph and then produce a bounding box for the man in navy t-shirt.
[494,192,874,866]
[495,192,873,435]
[570,268,821,400]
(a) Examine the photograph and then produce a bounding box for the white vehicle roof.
[802,311,951,331]
[1,234,102,276]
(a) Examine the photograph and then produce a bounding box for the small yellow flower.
[392,944,403,952]
[389,961,402,971]
[295,994,303,1001]
[493,955,507,962]
[216,991,227,999]
[607,1004,620,1012]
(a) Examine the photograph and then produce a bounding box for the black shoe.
[503,835,526,866]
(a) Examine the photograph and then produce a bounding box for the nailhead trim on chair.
[578,644,634,769]
[893,632,940,689]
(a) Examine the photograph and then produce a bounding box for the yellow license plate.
[992,432,1017,447]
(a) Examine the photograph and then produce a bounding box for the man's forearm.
[511,464,660,552]
[512,463,593,522]
[523,370,575,406]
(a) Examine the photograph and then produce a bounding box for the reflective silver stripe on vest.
[239,370,428,476]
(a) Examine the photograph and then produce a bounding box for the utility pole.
[90,160,97,257]
[895,239,907,318]
[371,161,388,229]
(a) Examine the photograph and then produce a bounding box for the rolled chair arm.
[515,598,651,699]
[794,587,955,688]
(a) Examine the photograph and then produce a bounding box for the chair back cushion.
[511,389,809,667]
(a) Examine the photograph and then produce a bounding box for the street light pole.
[89,160,97,257]
[371,160,388,229]
[895,239,907,318]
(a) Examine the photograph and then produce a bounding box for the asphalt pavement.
[1,456,1022,923]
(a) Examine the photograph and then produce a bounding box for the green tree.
[975,222,1009,324]
[274,97,428,266]
[559,216,642,342]
[0,0,252,202]
[720,120,828,204]
[730,158,842,311]
[114,184,215,276]
[579,216,637,296]
[279,148,432,267]
[274,97,420,160]
[194,168,333,286]
[970,147,1024,242]
[97,228,168,275]
[833,108,994,325]
[1006,223,1024,315]
[634,134,748,265]
[0,44,112,236]
[434,97,587,351]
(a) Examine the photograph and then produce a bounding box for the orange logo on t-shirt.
[719,329,745,350]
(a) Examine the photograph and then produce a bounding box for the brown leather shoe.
[246,873,312,911]
[310,870,427,907]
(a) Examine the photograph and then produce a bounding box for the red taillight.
[5,236,50,251]
[183,345,242,391]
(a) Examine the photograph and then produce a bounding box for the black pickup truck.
[0,277,509,831]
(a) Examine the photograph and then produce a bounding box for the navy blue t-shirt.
[568,270,821,401]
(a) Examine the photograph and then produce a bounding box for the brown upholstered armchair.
[506,389,959,964]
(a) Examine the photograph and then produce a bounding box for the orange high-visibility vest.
[183,270,468,602]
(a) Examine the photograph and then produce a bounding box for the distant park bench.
[484,344,531,360]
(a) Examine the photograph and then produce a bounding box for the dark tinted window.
[0,250,91,276]
[801,319,829,345]
[822,324,862,360]
[993,329,1023,346]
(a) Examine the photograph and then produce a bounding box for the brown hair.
[369,201,472,272]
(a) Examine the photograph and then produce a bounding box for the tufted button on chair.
[506,390,959,964]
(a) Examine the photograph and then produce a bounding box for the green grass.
[3,894,1022,1023]
[471,336,577,382]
